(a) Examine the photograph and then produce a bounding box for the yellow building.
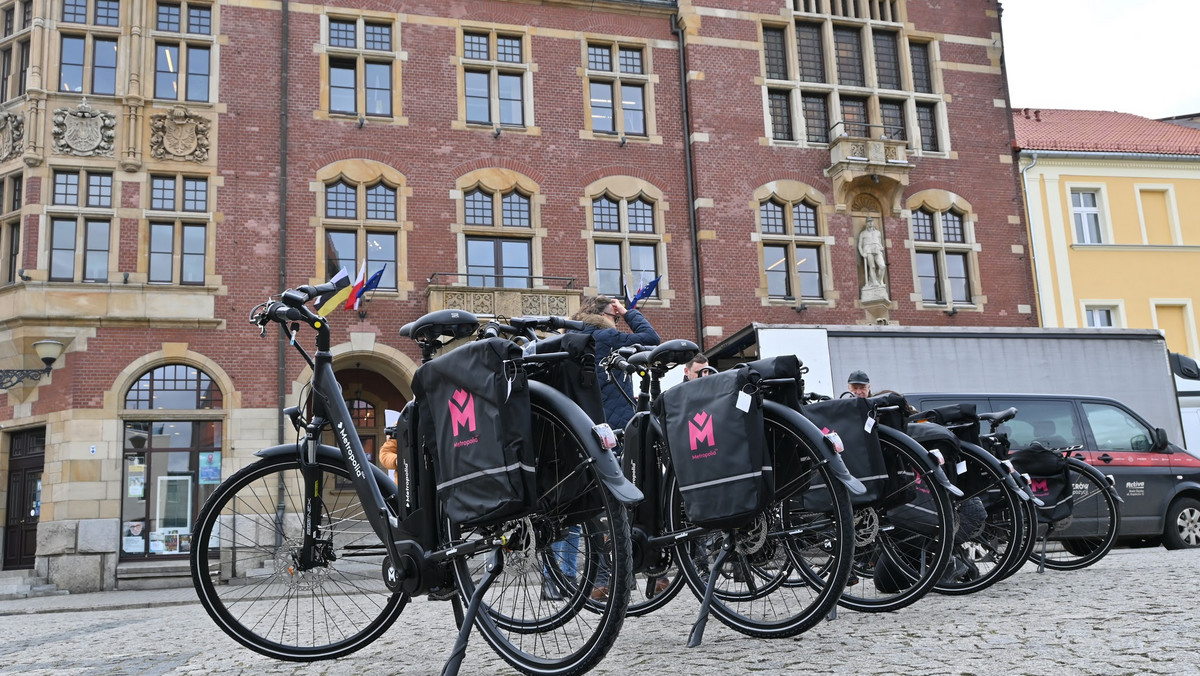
[1014,108,1200,359]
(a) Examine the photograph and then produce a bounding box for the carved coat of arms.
[0,111,23,162]
[52,98,116,157]
[150,106,210,162]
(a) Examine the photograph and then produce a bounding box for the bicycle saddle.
[979,407,1018,424]
[647,339,699,370]
[400,308,479,342]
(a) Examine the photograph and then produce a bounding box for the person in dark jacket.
[571,294,660,601]
[573,294,661,432]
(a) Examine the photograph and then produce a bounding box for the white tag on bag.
[736,389,752,412]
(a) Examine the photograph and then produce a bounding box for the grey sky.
[1000,0,1200,119]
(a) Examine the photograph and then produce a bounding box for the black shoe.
[426,586,457,601]
[541,578,564,601]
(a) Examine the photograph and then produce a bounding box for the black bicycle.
[190,284,641,676]
[907,404,1041,594]
[604,344,860,645]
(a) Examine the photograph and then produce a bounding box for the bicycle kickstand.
[442,546,505,676]
[687,530,735,649]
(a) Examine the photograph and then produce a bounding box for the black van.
[906,392,1200,550]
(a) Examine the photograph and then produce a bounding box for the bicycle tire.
[668,408,855,639]
[933,443,1025,595]
[999,497,1038,580]
[1028,458,1120,571]
[837,431,954,613]
[191,454,406,661]
[450,397,632,676]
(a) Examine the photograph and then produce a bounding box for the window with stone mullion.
[768,89,793,140]
[796,23,825,83]
[873,31,900,90]
[763,27,789,80]
[833,27,864,87]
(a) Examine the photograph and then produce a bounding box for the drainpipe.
[275,0,291,551]
[672,14,705,345]
[1019,151,1041,324]
[277,0,291,447]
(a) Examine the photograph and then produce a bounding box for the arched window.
[456,168,543,290]
[121,364,223,559]
[583,176,668,303]
[905,191,980,311]
[316,160,409,297]
[753,181,830,305]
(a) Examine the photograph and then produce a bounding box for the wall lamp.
[0,340,65,390]
[944,306,959,317]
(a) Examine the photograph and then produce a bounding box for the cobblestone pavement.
[1,547,1197,675]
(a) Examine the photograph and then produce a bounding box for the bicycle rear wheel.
[450,399,631,676]
[837,432,954,613]
[191,454,405,661]
[1029,458,1120,571]
[669,409,855,639]
[934,443,1025,595]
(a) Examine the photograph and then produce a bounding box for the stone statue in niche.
[857,217,889,301]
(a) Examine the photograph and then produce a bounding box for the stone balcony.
[825,133,914,197]
[425,274,581,318]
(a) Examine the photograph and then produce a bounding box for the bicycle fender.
[253,443,398,493]
[529,381,644,506]
[878,426,965,498]
[763,400,867,495]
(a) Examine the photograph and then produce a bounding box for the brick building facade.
[0,0,1034,592]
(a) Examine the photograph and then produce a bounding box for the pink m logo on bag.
[688,411,715,451]
[449,389,476,437]
[1029,478,1049,495]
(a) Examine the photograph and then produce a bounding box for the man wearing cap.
[847,370,871,398]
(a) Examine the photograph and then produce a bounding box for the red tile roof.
[1012,108,1200,156]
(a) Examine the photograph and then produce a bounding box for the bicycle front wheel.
[450,398,632,676]
[1030,458,1120,571]
[669,408,855,639]
[191,454,405,661]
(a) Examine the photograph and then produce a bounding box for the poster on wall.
[122,521,146,554]
[199,452,222,485]
[128,463,145,498]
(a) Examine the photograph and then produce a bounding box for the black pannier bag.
[653,367,771,530]
[905,421,965,488]
[412,337,536,527]
[918,403,981,447]
[741,355,809,494]
[1009,448,1073,524]
[528,332,604,519]
[800,396,889,509]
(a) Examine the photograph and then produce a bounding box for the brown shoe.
[589,585,609,601]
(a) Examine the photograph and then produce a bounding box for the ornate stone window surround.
[452,24,539,135]
[904,190,984,312]
[451,168,545,288]
[579,38,660,144]
[759,8,946,155]
[149,0,217,104]
[43,165,116,283]
[54,15,121,97]
[312,159,413,300]
[751,180,834,307]
[316,12,407,124]
[581,175,672,306]
[142,172,213,285]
